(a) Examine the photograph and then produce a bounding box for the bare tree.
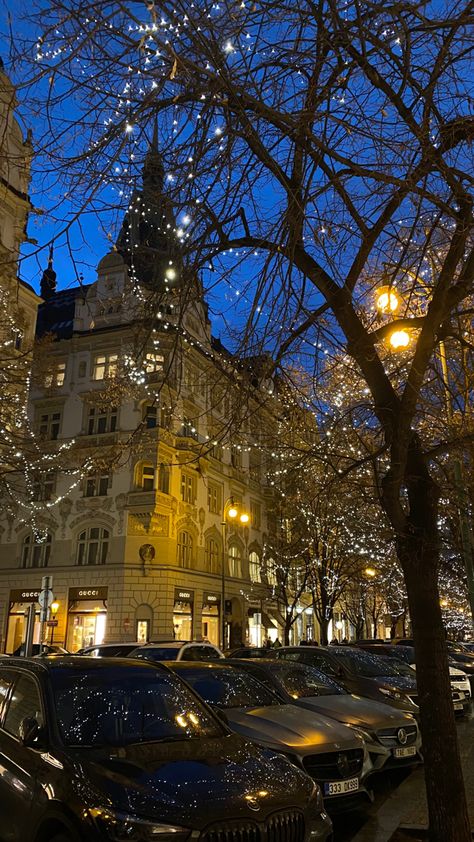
[10,1,474,837]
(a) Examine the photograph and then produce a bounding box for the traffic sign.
[38,589,54,610]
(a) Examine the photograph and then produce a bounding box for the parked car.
[355,643,472,706]
[227,658,422,774]
[76,641,146,657]
[226,647,271,658]
[272,647,420,714]
[129,641,224,661]
[167,660,372,810]
[12,643,69,657]
[0,656,333,842]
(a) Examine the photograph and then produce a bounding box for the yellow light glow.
[389,329,410,350]
[376,285,400,313]
[176,714,187,728]
[440,599,448,608]
[50,601,60,614]
[239,513,250,524]
[228,507,238,519]
[365,567,376,578]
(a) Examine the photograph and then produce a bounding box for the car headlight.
[308,781,324,814]
[88,808,191,841]
[344,724,374,743]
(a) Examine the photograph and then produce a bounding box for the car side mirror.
[212,707,229,726]
[19,717,44,748]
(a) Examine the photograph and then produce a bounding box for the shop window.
[158,463,170,494]
[38,410,61,441]
[207,482,222,514]
[92,353,118,380]
[249,551,261,583]
[202,600,220,646]
[32,471,56,501]
[250,500,261,529]
[143,404,157,429]
[181,473,196,504]
[87,405,117,435]
[205,537,220,574]
[21,533,52,569]
[177,531,193,567]
[228,544,242,578]
[76,526,109,566]
[85,473,109,497]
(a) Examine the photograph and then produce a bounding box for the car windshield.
[330,649,399,677]
[51,666,221,747]
[176,667,281,709]
[129,647,181,661]
[271,663,346,698]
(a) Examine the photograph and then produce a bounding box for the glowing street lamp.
[364,567,377,578]
[221,498,249,649]
[376,285,400,314]
[388,329,411,350]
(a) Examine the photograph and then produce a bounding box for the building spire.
[40,244,57,300]
[142,117,164,194]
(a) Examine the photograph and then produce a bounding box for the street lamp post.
[221,498,249,650]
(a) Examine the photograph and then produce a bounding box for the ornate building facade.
[0,133,281,652]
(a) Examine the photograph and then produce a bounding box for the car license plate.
[454,702,464,710]
[324,777,359,796]
[393,746,417,758]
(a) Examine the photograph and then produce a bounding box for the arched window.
[249,551,261,583]
[228,544,242,578]
[177,531,193,567]
[266,558,278,587]
[205,537,220,574]
[76,527,109,566]
[158,463,170,494]
[21,533,51,569]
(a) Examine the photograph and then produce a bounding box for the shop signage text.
[10,590,40,602]
[69,587,108,601]
[174,588,194,602]
[203,592,220,604]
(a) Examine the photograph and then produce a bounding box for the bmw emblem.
[397,728,408,745]
[245,796,260,812]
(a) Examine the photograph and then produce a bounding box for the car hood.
[293,694,416,731]
[372,675,418,692]
[66,733,312,825]
[225,703,362,755]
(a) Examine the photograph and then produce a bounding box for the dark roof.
[18,278,37,295]
[36,284,92,340]
[0,655,169,672]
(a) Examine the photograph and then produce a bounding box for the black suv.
[0,656,333,842]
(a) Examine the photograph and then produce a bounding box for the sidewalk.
[352,716,474,842]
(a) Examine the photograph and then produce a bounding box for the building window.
[209,441,223,461]
[228,545,242,578]
[85,474,110,497]
[266,558,278,586]
[205,537,220,573]
[78,360,87,378]
[142,465,155,492]
[231,447,242,469]
[45,361,66,388]
[158,463,170,494]
[87,405,117,435]
[13,329,23,351]
[76,526,109,565]
[32,471,56,501]
[181,473,196,504]
[145,352,164,373]
[143,404,157,429]
[207,482,222,514]
[250,500,261,529]
[177,531,193,567]
[38,411,61,440]
[160,405,172,429]
[249,451,261,481]
[21,533,52,569]
[181,417,198,439]
[92,353,118,380]
[249,551,261,583]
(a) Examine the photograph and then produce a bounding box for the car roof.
[0,655,170,673]
[164,660,233,670]
[138,642,218,650]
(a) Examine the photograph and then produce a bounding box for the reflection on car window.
[0,671,14,721]
[181,646,220,661]
[51,666,221,747]
[131,647,180,662]
[271,663,346,697]
[330,649,399,677]
[4,674,44,738]
[180,667,281,709]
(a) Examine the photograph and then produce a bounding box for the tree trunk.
[319,616,329,646]
[385,445,471,842]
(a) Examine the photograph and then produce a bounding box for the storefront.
[4,589,41,653]
[66,587,108,652]
[173,588,194,640]
[202,592,220,646]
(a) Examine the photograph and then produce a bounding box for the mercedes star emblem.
[397,728,408,745]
